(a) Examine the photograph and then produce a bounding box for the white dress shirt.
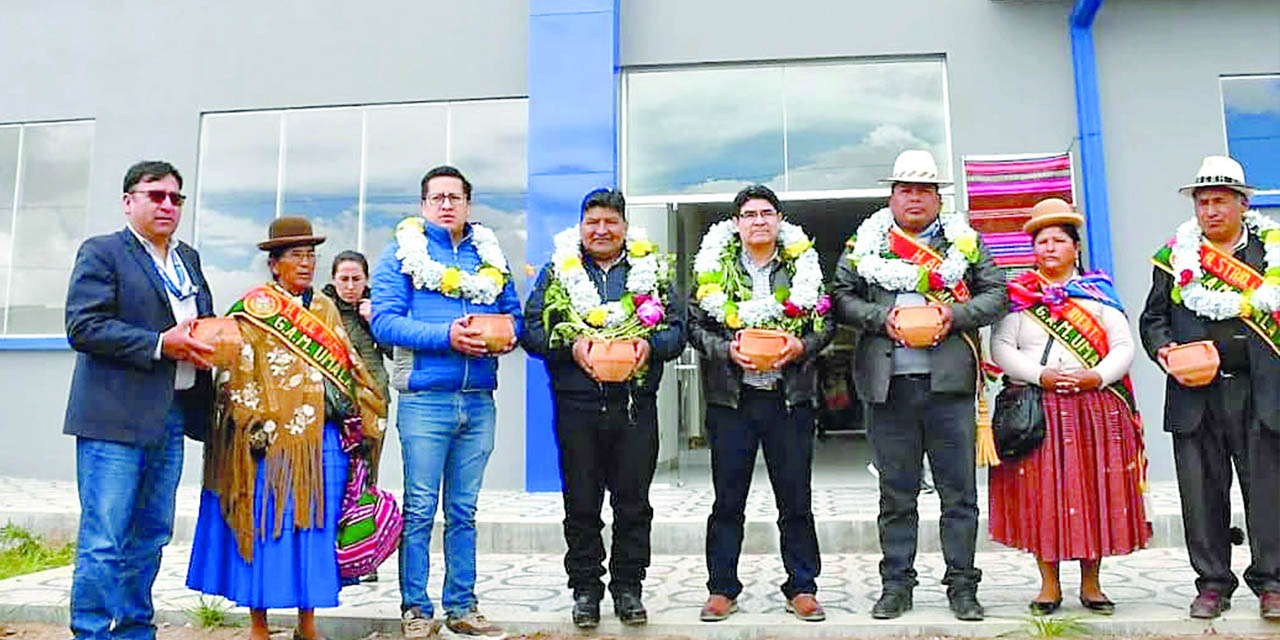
[127,224,198,390]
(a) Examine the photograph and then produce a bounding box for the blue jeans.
[397,390,496,618]
[71,403,185,640]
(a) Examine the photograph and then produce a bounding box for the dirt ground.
[4,622,1279,640]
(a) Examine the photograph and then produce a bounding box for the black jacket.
[63,229,215,444]
[1139,237,1280,433]
[687,255,835,410]
[322,283,391,402]
[521,253,686,400]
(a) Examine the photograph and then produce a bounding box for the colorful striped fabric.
[336,419,403,579]
[964,153,1075,271]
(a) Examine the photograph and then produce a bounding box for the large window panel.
[626,66,786,196]
[7,121,94,334]
[363,104,447,263]
[196,113,281,311]
[452,100,529,288]
[281,109,362,258]
[1223,75,1280,193]
[0,126,18,325]
[785,61,948,191]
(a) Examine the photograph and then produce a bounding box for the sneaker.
[445,609,503,637]
[401,607,441,640]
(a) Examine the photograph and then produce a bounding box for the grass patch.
[0,523,75,580]
[1023,614,1092,638]
[185,595,238,629]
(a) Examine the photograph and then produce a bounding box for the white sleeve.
[1090,304,1135,386]
[991,312,1046,385]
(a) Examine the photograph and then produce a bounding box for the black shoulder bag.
[991,339,1055,460]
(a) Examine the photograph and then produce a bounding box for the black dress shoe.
[871,590,913,619]
[613,591,648,626]
[949,592,985,621]
[1080,596,1115,616]
[572,592,600,629]
[1029,598,1062,616]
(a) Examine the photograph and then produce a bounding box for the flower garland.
[693,219,829,333]
[845,207,981,293]
[541,225,671,346]
[394,216,509,305]
[1169,210,1280,320]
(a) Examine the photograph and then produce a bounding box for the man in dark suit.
[832,150,1007,621]
[64,160,215,640]
[1140,155,1280,621]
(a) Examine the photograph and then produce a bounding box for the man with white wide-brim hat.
[1140,154,1280,621]
[834,149,1006,621]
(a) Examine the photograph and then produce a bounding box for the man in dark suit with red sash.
[63,161,216,640]
[1140,155,1280,621]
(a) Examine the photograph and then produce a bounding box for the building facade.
[1,0,1277,491]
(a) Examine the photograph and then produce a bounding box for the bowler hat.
[1023,198,1085,236]
[258,216,327,251]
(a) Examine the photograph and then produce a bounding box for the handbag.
[335,416,403,579]
[991,339,1054,460]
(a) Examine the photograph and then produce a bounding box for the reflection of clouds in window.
[625,59,948,195]
[1223,76,1280,191]
[452,100,528,195]
[365,104,447,196]
[199,113,281,196]
[8,121,94,334]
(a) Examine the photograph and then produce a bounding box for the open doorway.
[655,196,887,488]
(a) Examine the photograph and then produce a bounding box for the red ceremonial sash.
[228,284,357,396]
[1152,241,1280,356]
[887,227,972,302]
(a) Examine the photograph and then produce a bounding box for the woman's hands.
[1039,367,1103,394]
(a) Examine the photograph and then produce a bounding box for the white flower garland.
[1170,210,1280,320]
[550,225,664,327]
[847,207,980,292]
[693,219,823,328]
[394,217,509,304]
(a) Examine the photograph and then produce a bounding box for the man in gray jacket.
[832,150,1006,621]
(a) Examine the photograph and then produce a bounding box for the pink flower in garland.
[1178,269,1194,287]
[815,295,832,315]
[637,299,665,327]
[927,270,945,291]
[783,301,805,318]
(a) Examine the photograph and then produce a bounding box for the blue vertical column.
[1070,0,1114,275]
[525,0,619,491]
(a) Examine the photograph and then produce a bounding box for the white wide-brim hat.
[879,149,952,186]
[1177,155,1255,198]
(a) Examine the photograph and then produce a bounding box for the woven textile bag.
[336,417,403,579]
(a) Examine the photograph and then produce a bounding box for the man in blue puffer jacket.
[371,165,523,639]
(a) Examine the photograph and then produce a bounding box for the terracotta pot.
[468,313,515,352]
[191,317,243,369]
[1165,340,1220,388]
[587,340,639,382]
[736,328,791,370]
[891,305,946,348]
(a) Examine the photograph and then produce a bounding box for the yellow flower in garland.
[397,216,425,234]
[557,255,583,273]
[1240,291,1255,319]
[953,232,979,260]
[628,239,656,258]
[696,283,723,302]
[1267,229,1280,248]
[440,267,463,296]
[725,311,743,329]
[586,306,609,327]
[478,266,505,289]
[783,238,813,260]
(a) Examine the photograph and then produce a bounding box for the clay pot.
[891,305,946,348]
[587,340,640,382]
[468,313,515,352]
[191,317,243,369]
[736,328,791,370]
[1165,340,1220,387]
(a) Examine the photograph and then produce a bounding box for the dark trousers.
[1172,375,1280,596]
[553,393,658,599]
[705,389,820,599]
[867,376,980,593]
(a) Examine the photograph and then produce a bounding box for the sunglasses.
[131,190,187,206]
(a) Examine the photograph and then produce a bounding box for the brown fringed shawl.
[203,282,386,561]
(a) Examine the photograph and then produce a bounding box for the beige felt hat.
[1023,198,1085,236]
[1177,155,1255,198]
[879,149,952,186]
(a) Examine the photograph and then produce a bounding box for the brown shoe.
[700,594,738,622]
[786,593,826,622]
[1261,591,1280,621]
[1189,590,1230,619]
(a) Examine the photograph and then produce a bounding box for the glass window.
[1223,75,1280,193]
[195,112,281,310]
[0,126,18,325]
[624,58,949,196]
[195,100,529,309]
[6,121,94,335]
[627,66,785,196]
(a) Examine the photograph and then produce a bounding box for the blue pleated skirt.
[186,423,349,609]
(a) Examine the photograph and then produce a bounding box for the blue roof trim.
[0,336,72,350]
